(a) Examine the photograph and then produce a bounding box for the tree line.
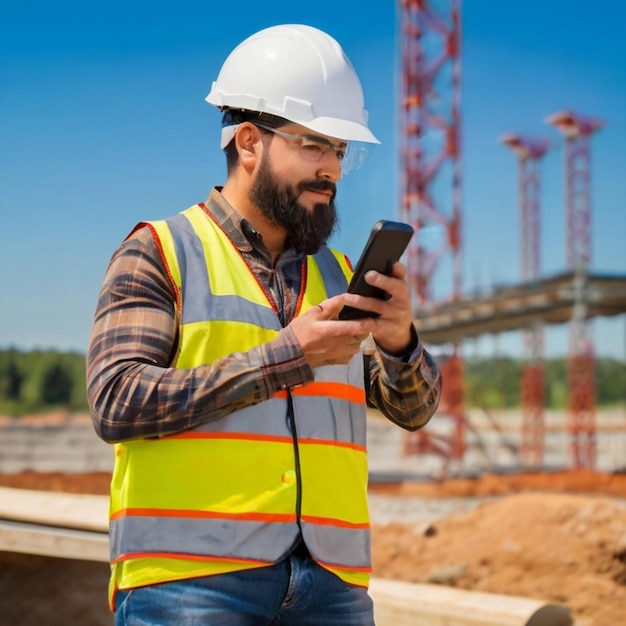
[464,356,625,409]
[0,349,88,416]
[0,348,624,417]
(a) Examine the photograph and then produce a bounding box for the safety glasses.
[254,122,369,175]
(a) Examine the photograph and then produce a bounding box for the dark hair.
[221,109,289,173]
[224,140,239,172]
[221,109,289,129]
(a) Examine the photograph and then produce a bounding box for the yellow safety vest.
[108,204,372,609]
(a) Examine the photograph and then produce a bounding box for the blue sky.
[1,0,625,360]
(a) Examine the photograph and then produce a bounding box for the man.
[87,24,442,625]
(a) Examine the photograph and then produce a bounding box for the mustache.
[302,179,337,199]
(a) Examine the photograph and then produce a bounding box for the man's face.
[249,147,339,255]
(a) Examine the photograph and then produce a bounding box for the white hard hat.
[206,24,380,146]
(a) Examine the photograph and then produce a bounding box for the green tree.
[0,348,23,400]
[5,350,87,414]
[596,358,626,406]
[41,361,73,404]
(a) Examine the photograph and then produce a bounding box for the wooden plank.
[0,519,109,562]
[0,487,108,532]
[370,578,572,626]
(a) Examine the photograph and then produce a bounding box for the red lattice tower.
[545,110,604,469]
[500,134,550,468]
[400,0,464,467]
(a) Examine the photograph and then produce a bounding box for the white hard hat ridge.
[206,24,380,144]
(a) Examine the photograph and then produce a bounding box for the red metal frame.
[500,134,550,467]
[400,0,465,468]
[400,0,462,305]
[545,110,604,468]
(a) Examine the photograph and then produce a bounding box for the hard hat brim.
[299,116,380,145]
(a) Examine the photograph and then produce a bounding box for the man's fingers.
[313,296,346,319]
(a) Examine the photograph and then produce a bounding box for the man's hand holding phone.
[342,261,416,356]
[289,220,417,368]
[288,267,415,369]
[288,295,373,368]
[339,220,416,356]
[339,220,413,319]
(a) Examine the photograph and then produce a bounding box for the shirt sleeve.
[367,329,442,432]
[86,227,314,443]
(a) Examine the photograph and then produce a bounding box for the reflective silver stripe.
[312,247,349,297]
[293,395,366,444]
[166,213,280,328]
[316,360,365,388]
[188,398,290,436]
[291,360,367,443]
[301,522,371,568]
[110,515,300,563]
[185,292,277,327]
[181,394,365,443]
[110,515,370,569]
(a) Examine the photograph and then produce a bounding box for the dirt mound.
[372,491,626,625]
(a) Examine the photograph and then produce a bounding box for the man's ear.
[235,122,264,170]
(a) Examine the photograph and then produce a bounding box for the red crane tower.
[399,0,464,468]
[545,110,604,469]
[500,134,550,468]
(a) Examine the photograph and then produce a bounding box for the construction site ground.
[1,469,625,625]
[1,410,625,625]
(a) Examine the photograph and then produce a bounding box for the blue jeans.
[114,547,375,625]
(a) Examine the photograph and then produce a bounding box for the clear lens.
[254,122,371,175]
[341,143,370,175]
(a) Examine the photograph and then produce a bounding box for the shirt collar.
[203,187,257,253]
[202,187,305,266]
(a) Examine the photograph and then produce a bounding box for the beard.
[249,154,339,255]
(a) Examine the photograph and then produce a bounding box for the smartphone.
[339,220,414,320]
